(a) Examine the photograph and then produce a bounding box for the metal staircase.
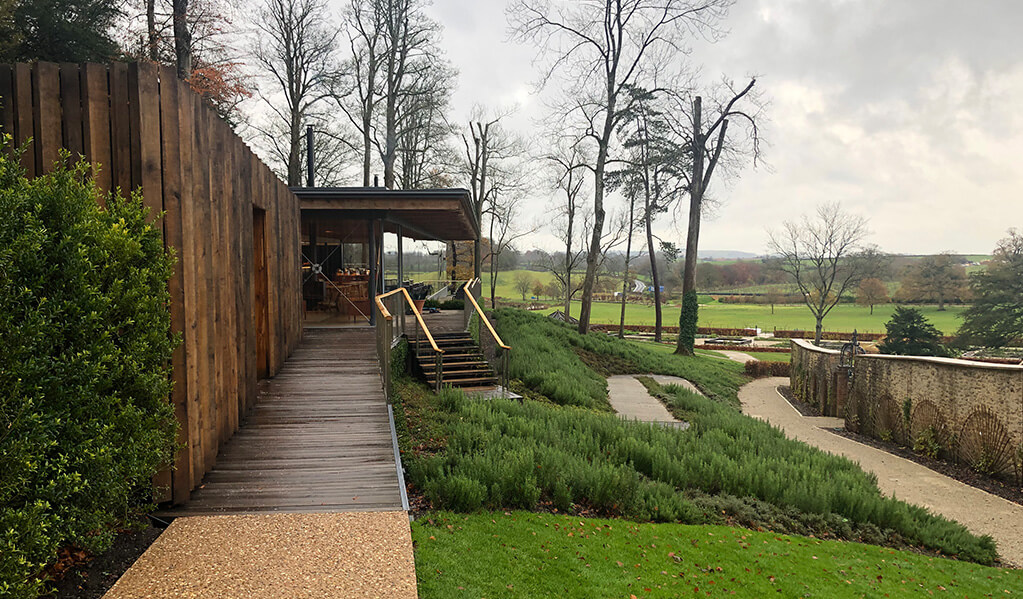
[416,332,498,390]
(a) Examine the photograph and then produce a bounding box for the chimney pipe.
[306,125,314,187]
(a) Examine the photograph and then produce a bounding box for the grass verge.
[413,512,1022,598]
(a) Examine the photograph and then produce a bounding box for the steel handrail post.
[435,351,443,391]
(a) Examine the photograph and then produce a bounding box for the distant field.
[546,299,967,335]
[415,269,967,335]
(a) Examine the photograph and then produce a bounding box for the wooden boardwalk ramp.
[161,327,403,516]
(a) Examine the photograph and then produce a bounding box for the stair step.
[417,349,481,358]
[417,352,483,361]
[421,362,490,370]
[441,369,497,379]
[445,377,498,387]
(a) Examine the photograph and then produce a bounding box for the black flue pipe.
[306,125,314,187]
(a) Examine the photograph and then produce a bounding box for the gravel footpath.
[741,376,1023,567]
[104,512,417,598]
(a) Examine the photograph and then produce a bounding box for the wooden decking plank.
[161,327,403,516]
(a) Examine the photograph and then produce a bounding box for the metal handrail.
[462,279,511,395]
[375,287,445,392]
[375,287,444,355]
[462,279,510,350]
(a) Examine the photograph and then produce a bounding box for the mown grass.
[628,339,791,363]
[398,381,996,564]
[492,308,747,409]
[547,299,968,335]
[414,512,1022,598]
[741,350,790,363]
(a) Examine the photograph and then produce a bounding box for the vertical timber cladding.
[0,62,304,504]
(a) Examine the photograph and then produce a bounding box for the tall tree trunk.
[288,112,302,186]
[676,97,703,355]
[815,317,823,345]
[172,0,191,79]
[362,112,373,186]
[473,123,489,280]
[384,95,396,188]
[489,210,497,308]
[645,200,662,343]
[564,205,574,318]
[618,194,635,339]
[147,0,158,60]
[578,141,608,334]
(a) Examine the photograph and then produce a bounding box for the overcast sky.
[419,0,1022,256]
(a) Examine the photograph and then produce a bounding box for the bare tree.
[511,0,732,335]
[617,189,638,339]
[513,271,534,301]
[253,0,340,186]
[462,108,522,281]
[126,0,248,122]
[397,58,457,190]
[486,181,538,307]
[669,78,763,354]
[768,203,883,345]
[173,0,190,77]
[544,141,588,318]
[856,278,888,315]
[339,0,384,186]
[899,252,968,311]
[378,0,437,189]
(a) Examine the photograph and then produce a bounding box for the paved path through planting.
[607,375,679,423]
[105,512,417,598]
[714,349,755,363]
[741,376,1023,567]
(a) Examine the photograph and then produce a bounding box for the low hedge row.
[744,360,791,377]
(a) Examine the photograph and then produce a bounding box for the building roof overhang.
[291,187,478,242]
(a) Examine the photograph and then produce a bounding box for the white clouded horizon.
[396,0,1023,256]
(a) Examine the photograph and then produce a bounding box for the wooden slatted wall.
[0,62,304,504]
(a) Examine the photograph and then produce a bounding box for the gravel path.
[104,512,418,598]
[741,376,1023,567]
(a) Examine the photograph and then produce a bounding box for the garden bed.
[825,428,1023,508]
[43,517,163,599]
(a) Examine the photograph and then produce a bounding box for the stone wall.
[789,339,844,416]
[790,340,1023,477]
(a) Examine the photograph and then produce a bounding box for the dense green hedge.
[0,146,178,598]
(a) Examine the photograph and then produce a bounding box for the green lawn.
[414,512,1022,598]
[742,350,790,362]
[547,300,966,335]
[628,340,791,363]
[480,269,557,300]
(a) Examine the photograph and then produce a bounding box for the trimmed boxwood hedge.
[0,145,178,598]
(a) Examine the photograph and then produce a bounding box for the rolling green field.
[414,512,1022,598]
[426,269,967,334]
[547,299,966,335]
